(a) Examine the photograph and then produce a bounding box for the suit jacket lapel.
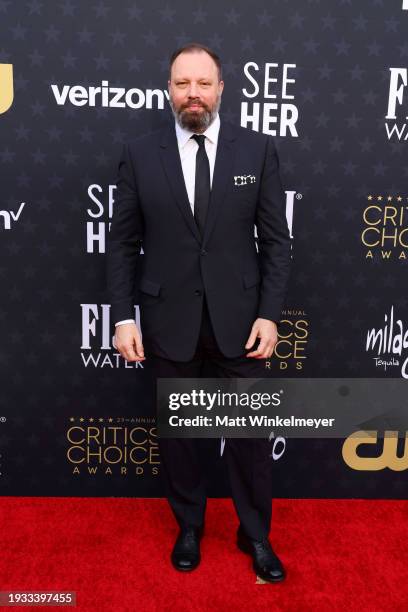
[158,120,238,246]
[203,120,237,246]
[159,123,202,244]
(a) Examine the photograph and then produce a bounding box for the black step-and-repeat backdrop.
[1,1,407,499]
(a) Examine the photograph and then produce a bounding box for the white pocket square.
[234,174,256,186]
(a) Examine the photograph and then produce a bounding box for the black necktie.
[191,134,210,238]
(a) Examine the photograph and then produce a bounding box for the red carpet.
[0,497,407,611]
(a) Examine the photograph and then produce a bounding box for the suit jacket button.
[194,289,202,296]
[200,249,207,256]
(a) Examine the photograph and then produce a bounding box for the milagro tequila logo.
[366,306,408,377]
[80,304,143,368]
[361,194,408,260]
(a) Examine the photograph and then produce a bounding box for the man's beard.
[169,93,221,132]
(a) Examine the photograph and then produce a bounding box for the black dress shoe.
[171,525,203,571]
[237,526,286,582]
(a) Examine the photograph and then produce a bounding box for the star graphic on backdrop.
[127,6,143,20]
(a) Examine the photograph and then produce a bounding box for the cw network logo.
[0,64,13,114]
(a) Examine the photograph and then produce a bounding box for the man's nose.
[188,83,199,98]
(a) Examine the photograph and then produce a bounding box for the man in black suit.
[106,43,292,582]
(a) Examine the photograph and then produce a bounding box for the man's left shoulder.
[223,121,276,152]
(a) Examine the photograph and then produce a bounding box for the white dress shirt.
[115,113,221,327]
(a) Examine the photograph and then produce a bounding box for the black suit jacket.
[106,120,292,361]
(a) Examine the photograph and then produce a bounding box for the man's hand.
[245,318,278,359]
[114,322,146,362]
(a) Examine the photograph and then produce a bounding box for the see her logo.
[0,64,14,114]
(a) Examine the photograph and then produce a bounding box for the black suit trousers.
[146,295,274,541]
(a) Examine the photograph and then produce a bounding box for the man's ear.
[219,80,224,94]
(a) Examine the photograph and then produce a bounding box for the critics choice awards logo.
[265,308,309,372]
[66,416,159,477]
[361,194,408,260]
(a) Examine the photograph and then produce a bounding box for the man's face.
[168,51,224,132]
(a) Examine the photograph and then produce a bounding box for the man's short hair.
[169,43,223,82]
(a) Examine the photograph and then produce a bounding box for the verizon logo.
[50,80,169,109]
[0,202,25,229]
